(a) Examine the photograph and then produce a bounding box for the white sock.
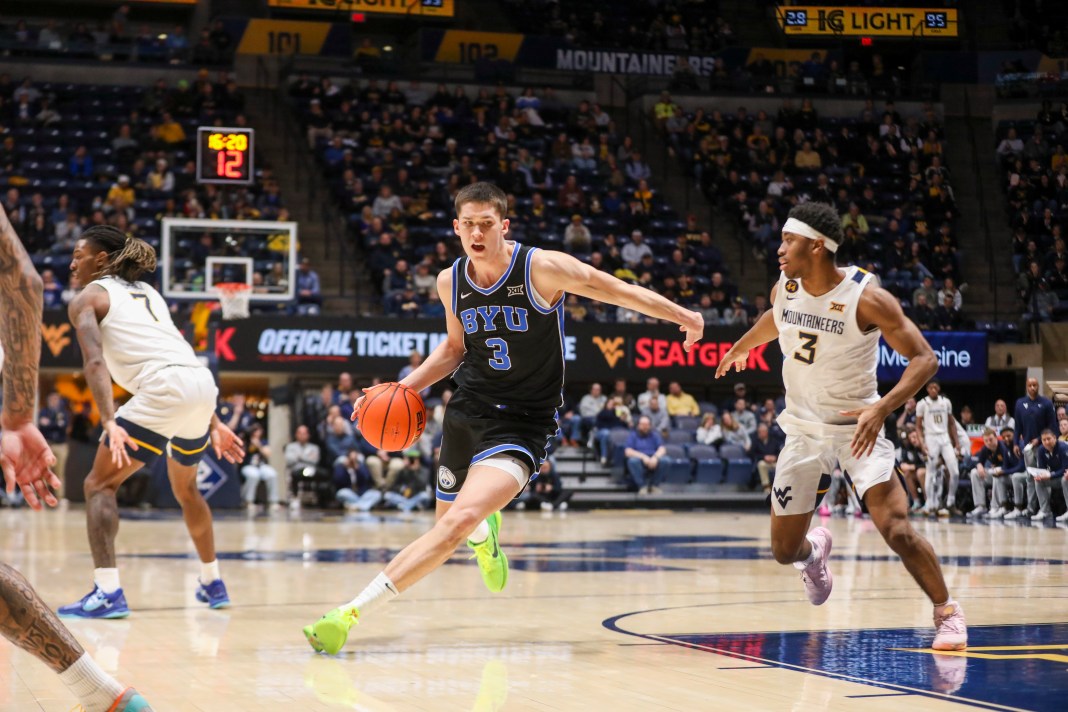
[467,518,491,545]
[200,560,221,585]
[344,572,398,615]
[93,568,120,594]
[793,535,819,570]
[58,653,125,712]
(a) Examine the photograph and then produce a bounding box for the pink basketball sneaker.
[932,601,968,651]
[797,526,833,605]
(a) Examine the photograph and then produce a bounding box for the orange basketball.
[357,382,427,452]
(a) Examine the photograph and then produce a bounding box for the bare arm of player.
[68,288,136,468]
[0,204,59,510]
[351,269,467,421]
[715,282,780,379]
[531,250,704,350]
[842,286,937,458]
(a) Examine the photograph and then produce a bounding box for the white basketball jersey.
[773,266,880,433]
[916,395,953,440]
[90,276,203,394]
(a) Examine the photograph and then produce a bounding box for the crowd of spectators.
[502,0,735,55]
[995,102,1068,325]
[1005,0,1068,55]
[0,11,234,65]
[653,91,968,330]
[0,72,313,313]
[290,77,748,324]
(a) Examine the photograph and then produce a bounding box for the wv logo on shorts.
[438,466,456,489]
[593,336,625,367]
[773,485,793,508]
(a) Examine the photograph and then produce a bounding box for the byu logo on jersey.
[458,305,529,334]
[438,466,456,489]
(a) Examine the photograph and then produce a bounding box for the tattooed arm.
[0,204,59,510]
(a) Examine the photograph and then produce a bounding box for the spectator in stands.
[285,424,323,503]
[295,258,322,315]
[571,383,606,446]
[722,297,750,326]
[37,392,70,496]
[241,424,280,509]
[969,428,1018,519]
[911,293,936,330]
[40,269,64,310]
[898,428,926,510]
[625,151,652,183]
[1031,429,1068,521]
[720,411,751,450]
[997,127,1023,165]
[152,111,186,146]
[750,422,781,494]
[624,415,666,494]
[609,378,635,412]
[696,412,722,446]
[840,203,869,235]
[641,395,670,435]
[523,456,570,511]
[68,145,94,178]
[106,174,135,211]
[593,397,632,465]
[333,448,380,512]
[933,293,962,331]
[653,91,679,132]
[382,450,431,512]
[372,185,403,218]
[985,399,1014,432]
[637,377,667,412]
[665,381,699,418]
[1011,376,1057,513]
[794,141,821,170]
[622,230,652,268]
[557,175,586,212]
[325,415,358,464]
[564,214,592,253]
[731,397,757,435]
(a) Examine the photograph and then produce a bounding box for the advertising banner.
[213,317,786,385]
[776,6,958,38]
[877,331,987,384]
[269,0,454,18]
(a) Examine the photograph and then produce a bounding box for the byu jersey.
[773,266,880,433]
[916,395,954,441]
[90,276,203,394]
[450,243,565,412]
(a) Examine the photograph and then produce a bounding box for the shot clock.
[196,127,255,185]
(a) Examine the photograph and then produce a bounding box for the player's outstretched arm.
[715,283,780,379]
[531,249,704,350]
[0,205,59,510]
[397,268,466,392]
[842,285,937,457]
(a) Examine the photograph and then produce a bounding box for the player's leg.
[770,434,833,605]
[58,440,146,620]
[304,464,521,654]
[1,563,151,711]
[968,466,988,516]
[166,455,229,609]
[851,437,966,651]
[939,442,961,512]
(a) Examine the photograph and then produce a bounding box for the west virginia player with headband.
[58,225,245,619]
[717,202,967,651]
[304,182,704,654]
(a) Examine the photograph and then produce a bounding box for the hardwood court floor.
[1,506,1065,711]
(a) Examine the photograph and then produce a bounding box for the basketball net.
[213,282,252,320]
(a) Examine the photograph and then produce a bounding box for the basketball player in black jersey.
[304,182,704,654]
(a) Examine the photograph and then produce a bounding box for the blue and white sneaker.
[111,687,154,711]
[57,586,130,620]
[195,579,231,609]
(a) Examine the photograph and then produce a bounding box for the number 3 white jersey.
[772,266,880,434]
[916,395,953,442]
[89,276,203,394]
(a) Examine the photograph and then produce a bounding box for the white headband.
[783,217,839,253]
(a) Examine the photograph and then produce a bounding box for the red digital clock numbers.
[196,127,255,185]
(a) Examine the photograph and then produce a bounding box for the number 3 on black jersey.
[793,331,818,365]
[486,338,511,370]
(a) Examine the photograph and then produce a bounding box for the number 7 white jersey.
[916,395,953,441]
[772,266,880,433]
[88,276,203,394]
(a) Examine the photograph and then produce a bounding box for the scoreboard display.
[777,6,958,38]
[196,127,255,185]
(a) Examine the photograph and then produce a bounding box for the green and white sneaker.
[468,511,509,593]
[303,606,359,655]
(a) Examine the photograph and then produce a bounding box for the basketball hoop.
[213,282,252,320]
